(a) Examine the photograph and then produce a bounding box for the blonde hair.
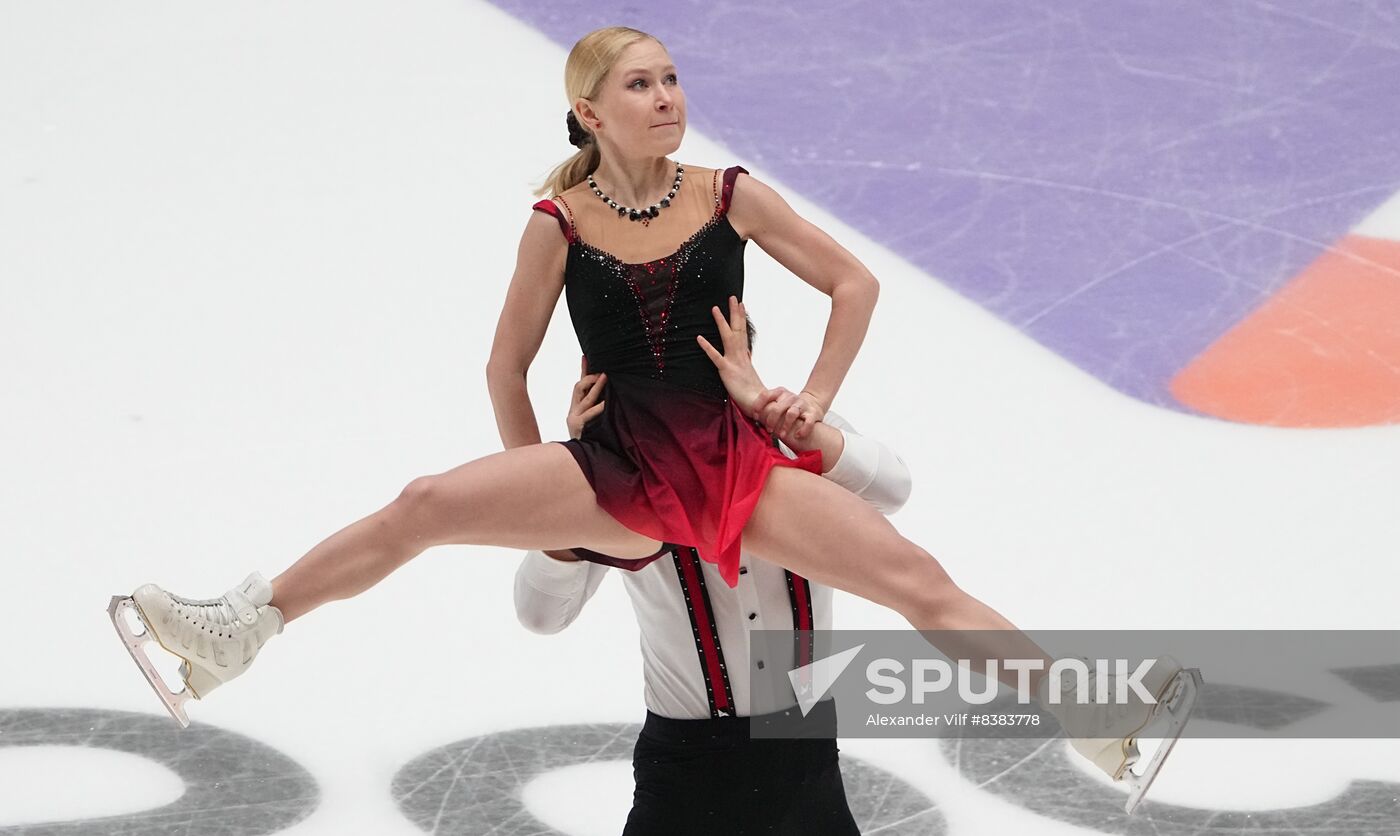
[533,26,663,198]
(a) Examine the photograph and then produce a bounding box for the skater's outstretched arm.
[726,173,879,439]
[485,209,569,450]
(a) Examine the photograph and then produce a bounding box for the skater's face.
[577,40,685,157]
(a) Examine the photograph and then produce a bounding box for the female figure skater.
[516,312,907,835]
[110,25,1198,814]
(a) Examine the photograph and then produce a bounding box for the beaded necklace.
[587,162,684,227]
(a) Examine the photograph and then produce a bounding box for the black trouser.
[622,700,861,835]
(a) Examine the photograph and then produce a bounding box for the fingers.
[791,411,815,440]
[710,304,738,351]
[697,334,725,366]
[580,354,588,378]
[711,301,747,354]
[759,388,799,432]
[711,304,728,334]
[573,372,606,402]
[752,385,823,438]
[571,372,606,434]
[569,388,607,439]
[728,295,745,336]
[792,393,825,440]
[776,402,805,437]
[583,372,606,405]
[753,387,787,420]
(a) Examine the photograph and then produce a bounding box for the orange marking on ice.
[1171,234,1400,427]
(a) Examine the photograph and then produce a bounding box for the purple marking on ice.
[489,0,1400,415]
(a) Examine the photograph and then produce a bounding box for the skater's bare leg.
[270,442,662,623]
[742,465,1054,694]
[743,465,1200,809]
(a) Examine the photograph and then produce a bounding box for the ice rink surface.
[2,2,1398,834]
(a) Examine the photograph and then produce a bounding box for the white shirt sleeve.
[513,550,610,635]
[810,411,913,516]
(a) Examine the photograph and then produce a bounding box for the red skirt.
[558,372,822,588]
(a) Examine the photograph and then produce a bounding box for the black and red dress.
[531,165,822,589]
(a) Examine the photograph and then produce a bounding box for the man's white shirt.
[514,410,911,720]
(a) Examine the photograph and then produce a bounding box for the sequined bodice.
[533,166,749,400]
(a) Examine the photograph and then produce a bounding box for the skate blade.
[107,595,194,729]
[1122,668,1203,815]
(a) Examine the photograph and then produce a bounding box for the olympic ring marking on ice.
[0,707,317,835]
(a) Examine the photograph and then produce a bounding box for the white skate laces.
[166,574,273,637]
[109,571,285,728]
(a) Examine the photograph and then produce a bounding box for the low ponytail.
[533,132,601,198]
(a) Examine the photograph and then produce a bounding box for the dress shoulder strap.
[531,197,575,244]
[719,165,749,215]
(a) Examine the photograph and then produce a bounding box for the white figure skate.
[108,572,284,728]
[1037,654,1203,815]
